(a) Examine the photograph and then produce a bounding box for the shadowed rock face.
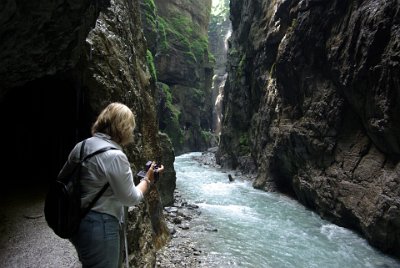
[0,0,173,265]
[218,0,400,258]
[0,0,110,94]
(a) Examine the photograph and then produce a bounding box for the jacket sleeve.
[104,152,144,206]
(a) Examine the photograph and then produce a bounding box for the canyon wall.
[217,0,400,258]
[0,0,174,265]
[141,0,216,154]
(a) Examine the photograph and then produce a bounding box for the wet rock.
[155,188,206,267]
[205,227,218,232]
[172,217,183,224]
[178,224,190,230]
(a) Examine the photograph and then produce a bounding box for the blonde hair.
[91,102,136,145]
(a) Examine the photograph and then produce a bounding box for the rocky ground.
[0,183,80,268]
[155,190,207,268]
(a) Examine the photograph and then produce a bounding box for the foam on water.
[174,153,400,268]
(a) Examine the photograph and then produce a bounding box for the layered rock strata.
[217,0,400,258]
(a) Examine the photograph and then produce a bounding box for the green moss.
[164,106,184,149]
[190,87,205,106]
[170,15,193,36]
[209,52,216,64]
[289,18,298,32]
[143,0,157,28]
[239,133,249,146]
[159,83,184,149]
[238,54,246,77]
[238,133,251,154]
[291,18,298,28]
[229,47,238,57]
[239,54,246,69]
[157,14,211,64]
[161,83,172,103]
[201,130,213,143]
[191,35,209,63]
[144,0,156,11]
[146,50,157,81]
[143,0,212,66]
[157,18,169,52]
[145,13,157,28]
[184,51,197,63]
[270,62,276,76]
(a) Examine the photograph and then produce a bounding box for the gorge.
[0,0,399,266]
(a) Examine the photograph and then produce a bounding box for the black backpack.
[44,140,117,239]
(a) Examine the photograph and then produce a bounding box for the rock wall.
[0,0,174,265]
[217,0,400,258]
[0,0,108,93]
[141,0,215,154]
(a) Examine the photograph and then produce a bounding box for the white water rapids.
[174,152,400,268]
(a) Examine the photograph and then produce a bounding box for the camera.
[137,161,160,183]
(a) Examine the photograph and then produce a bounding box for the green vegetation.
[291,18,298,28]
[238,53,246,77]
[201,130,214,144]
[288,18,298,32]
[143,0,157,28]
[157,14,211,64]
[157,17,169,51]
[142,3,216,152]
[159,83,184,149]
[164,110,184,149]
[191,87,205,106]
[270,62,276,77]
[146,50,157,81]
[238,132,251,154]
[191,35,210,63]
[161,83,172,104]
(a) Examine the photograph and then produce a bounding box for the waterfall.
[209,0,232,136]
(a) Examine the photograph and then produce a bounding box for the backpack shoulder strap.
[80,145,119,218]
[81,182,110,218]
[81,146,118,162]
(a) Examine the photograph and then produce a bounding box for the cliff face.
[0,0,106,93]
[141,0,215,154]
[0,0,173,265]
[218,0,400,258]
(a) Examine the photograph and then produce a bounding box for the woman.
[59,102,164,267]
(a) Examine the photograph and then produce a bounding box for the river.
[174,152,400,268]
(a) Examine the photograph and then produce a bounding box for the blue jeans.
[70,211,121,268]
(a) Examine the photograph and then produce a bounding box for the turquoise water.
[174,152,400,268]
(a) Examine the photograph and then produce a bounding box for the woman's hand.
[156,164,165,174]
[146,161,164,183]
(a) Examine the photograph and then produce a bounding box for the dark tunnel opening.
[0,74,93,196]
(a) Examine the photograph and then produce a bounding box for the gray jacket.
[58,132,143,222]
